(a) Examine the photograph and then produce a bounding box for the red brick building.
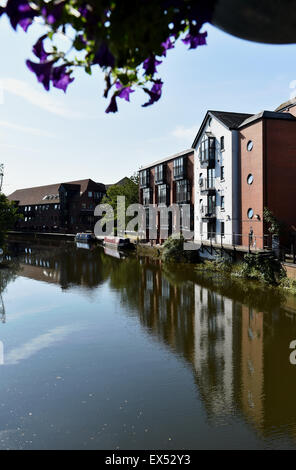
[8,178,111,233]
[139,149,194,243]
[239,106,296,249]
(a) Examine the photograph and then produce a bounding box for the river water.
[0,240,296,450]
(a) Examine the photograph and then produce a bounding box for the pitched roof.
[8,179,105,206]
[192,110,253,147]
[209,111,253,129]
[275,97,296,112]
[105,177,131,189]
[140,148,194,171]
[238,110,296,128]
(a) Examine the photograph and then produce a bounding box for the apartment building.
[192,111,252,245]
[239,105,296,249]
[139,149,194,243]
[8,178,107,233]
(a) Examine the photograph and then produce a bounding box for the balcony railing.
[199,178,215,194]
[201,205,216,219]
[199,137,216,168]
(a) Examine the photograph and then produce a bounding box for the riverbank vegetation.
[195,252,296,295]
[0,193,21,251]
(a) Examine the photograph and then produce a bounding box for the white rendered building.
[192,111,252,246]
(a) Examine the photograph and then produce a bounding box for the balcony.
[199,178,216,195]
[199,136,216,169]
[201,205,216,220]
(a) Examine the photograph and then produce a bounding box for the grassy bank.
[195,253,296,294]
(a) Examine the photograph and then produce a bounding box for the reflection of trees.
[9,241,109,291]
[0,258,21,324]
[4,240,296,445]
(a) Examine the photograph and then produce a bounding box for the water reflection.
[2,240,296,447]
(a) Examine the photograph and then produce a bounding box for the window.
[220,166,225,180]
[220,136,225,151]
[247,140,254,151]
[24,206,27,212]
[176,180,190,203]
[221,222,225,237]
[143,188,151,205]
[247,208,254,219]
[200,136,215,165]
[247,174,254,185]
[82,203,86,209]
[140,169,150,187]
[221,195,225,210]
[158,184,167,205]
[155,164,164,183]
[208,195,216,214]
[88,191,93,197]
[173,157,185,179]
[207,168,215,188]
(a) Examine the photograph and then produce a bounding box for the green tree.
[100,174,139,233]
[0,194,21,248]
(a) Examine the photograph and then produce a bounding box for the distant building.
[139,149,195,243]
[8,177,126,233]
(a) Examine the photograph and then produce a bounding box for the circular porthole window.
[247,174,254,185]
[247,140,254,151]
[247,208,254,219]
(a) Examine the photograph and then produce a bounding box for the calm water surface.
[0,240,296,449]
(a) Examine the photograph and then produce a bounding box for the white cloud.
[171,124,198,141]
[0,120,54,137]
[0,78,84,119]
[5,324,83,365]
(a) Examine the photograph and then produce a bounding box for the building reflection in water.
[2,241,296,443]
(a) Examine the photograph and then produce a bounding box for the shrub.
[235,253,286,285]
[161,235,186,263]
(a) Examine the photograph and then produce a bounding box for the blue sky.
[1,15,296,195]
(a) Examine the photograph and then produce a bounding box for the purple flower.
[78,5,89,19]
[161,38,174,56]
[26,59,56,91]
[105,94,118,114]
[115,81,134,102]
[143,55,162,76]
[19,17,32,31]
[33,35,49,62]
[4,0,37,31]
[41,2,65,25]
[52,65,74,92]
[182,31,207,49]
[93,43,115,68]
[142,80,163,107]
